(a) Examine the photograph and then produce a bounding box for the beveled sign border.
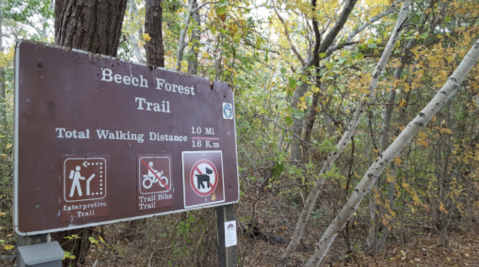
[13,40,240,235]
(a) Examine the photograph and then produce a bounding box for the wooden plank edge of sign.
[12,40,241,236]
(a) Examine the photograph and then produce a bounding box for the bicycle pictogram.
[138,156,171,194]
[142,161,169,189]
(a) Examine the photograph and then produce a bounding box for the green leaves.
[271,162,285,179]
[285,116,293,126]
[292,109,304,120]
[288,77,297,89]
[89,236,99,245]
[215,1,228,16]
[63,251,76,260]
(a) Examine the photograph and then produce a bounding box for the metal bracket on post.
[216,204,237,267]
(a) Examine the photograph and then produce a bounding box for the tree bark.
[176,0,197,71]
[288,0,359,163]
[280,1,410,263]
[365,6,433,254]
[0,0,5,124]
[53,1,128,265]
[300,0,321,161]
[187,0,200,75]
[145,0,165,67]
[55,0,127,57]
[128,0,145,63]
[304,38,479,267]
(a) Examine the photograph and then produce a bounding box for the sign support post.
[17,234,48,246]
[216,204,237,267]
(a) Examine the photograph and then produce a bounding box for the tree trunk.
[365,6,433,254]
[290,81,309,163]
[279,2,410,264]
[128,0,145,63]
[145,0,165,67]
[304,38,479,267]
[0,0,5,124]
[55,0,127,56]
[187,0,200,75]
[287,0,358,163]
[53,1,128,266]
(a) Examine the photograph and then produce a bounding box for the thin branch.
[323,1,401,60]
[310,0,321,68]
[304,0,359,68]
[318,0,359,54]
[191,1,218,14]
[176,0,196,71]
[262,115,310,145]
[242,38,280,55]
[273,7,305,66]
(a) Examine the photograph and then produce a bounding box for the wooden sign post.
[216,204,238,267]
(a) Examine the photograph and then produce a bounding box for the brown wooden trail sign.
[14,41,240,235]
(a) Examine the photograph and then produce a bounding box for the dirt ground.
[1,221,478,266]
[238,226,479,267]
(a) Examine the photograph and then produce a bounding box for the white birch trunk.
[176,0,195,71]
[304,38,479,267]
[0,0,5,124]
[187,0,200,75]
[128,0,145,63]
[366,3,433,251]
[279,1,411,263]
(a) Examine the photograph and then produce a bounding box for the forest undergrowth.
[2,179,478,266]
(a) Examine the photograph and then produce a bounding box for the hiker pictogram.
[63,157,107,202]
[190,159,218,197]
[69,166,97,197]
[138,156,171,194]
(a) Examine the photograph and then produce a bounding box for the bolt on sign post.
[13,41,240,243]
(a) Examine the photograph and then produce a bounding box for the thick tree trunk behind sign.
[54,0,127,56]
[52,1,128,266]
[145,0,165,67]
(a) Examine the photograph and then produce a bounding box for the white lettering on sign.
[99,68,197,98]
[96,130,145,143]
[149,132,188,142]
[54,127,192,144]
[135,97,170,113]
[101,68,148,88]
[77,210,95,217]
[56,128,90,139]
[155,78,195,96]
[62,201,107,211]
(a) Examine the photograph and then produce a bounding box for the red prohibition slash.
[141,159,170,191]
[190,159,218,197]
